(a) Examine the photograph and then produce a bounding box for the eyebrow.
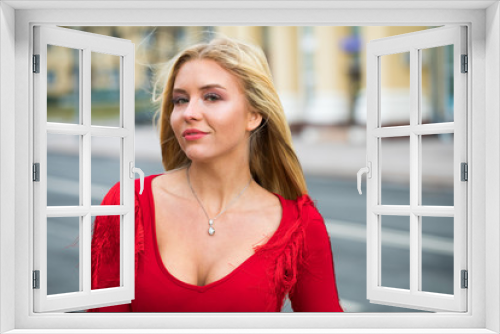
[173,84,227,94]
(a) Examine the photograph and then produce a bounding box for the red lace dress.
[89,175,343,312]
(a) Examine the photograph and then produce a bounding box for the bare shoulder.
[251,184,281,206]
[151,167,188,199]
[247,184,282,224]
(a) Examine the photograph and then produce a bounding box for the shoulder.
[136,173,163,196]
[250,185,282,218]
[282,194,324,225]
[150,168,187,198]
[282,194,329,243]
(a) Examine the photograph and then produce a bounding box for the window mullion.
[417,48,424,293]
[82,47,91,208]
[82,47,92,294]
[78,48,84,294]
[409,47,420,294]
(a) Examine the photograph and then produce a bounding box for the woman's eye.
[205,93,220,102]
[172,97,188,105]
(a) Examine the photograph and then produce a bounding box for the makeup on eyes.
[204,92,222,101]
[172,96,188,105]
[172,90,224,105]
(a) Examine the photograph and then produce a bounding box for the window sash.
[365,26,468,312]
[32,25,136,313]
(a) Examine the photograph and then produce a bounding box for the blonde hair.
[156,37,307,200]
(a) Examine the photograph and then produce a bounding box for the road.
[46,152,454,313]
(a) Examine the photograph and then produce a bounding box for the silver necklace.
[186,166,253,236]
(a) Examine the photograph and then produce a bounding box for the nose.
[182,99,202,121]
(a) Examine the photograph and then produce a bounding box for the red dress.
[89,175,343,312]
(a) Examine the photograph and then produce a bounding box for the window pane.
[47,133,80,206]
[380,52,410,127]
[91,137,121,205]
[381,215,410,290]
[381,137,410,205]
[421,216,454,294]
[91,52,121,127]
[47,217,80,295]
[91,215,121,290]
[421,134,454,206]
[421,45,454,123]
[47,45,80,124]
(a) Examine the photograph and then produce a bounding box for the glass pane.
[91,137,121,205]
[91,52,121,127]
[381,215,410,290]
[47,45,80,124]
[47,133,80,206]
[47,217,80,295]
[421,45,454,123]
[421,217,454,294]
[380,52,410,127]
[421,134,454,206]
[381,137,410,205]
[91,215,121,290]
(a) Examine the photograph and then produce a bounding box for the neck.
[186,159,253,217]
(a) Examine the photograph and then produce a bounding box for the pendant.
[208,219,215,235]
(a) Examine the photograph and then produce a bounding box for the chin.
[183,148,213,163]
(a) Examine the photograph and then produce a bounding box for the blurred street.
[47,125,454,313]
[43,25,457,313]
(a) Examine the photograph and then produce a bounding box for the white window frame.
[0,1,499,333]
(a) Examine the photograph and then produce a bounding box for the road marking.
[338,298,366,312]
[325,219,453,256]
[281,296,365,312]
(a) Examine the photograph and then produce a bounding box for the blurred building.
[214,26,352,126]
[49,26,450,129]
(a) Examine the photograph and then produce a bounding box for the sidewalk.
[292,126,454,187]
[56,125,454,187]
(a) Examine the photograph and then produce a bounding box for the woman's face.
[170,59,262,164]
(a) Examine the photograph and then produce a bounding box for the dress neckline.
[146,173,287,293]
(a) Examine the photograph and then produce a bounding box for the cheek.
[169,112,181,135]
[214,114,244,138]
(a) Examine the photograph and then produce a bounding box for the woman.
[89,37,343,312]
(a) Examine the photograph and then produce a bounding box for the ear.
[246,111,263,132]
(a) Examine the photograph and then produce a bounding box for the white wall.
[0,2,16,333]
[2,2,499,332]
[486,2,500,333]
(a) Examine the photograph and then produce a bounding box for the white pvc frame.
[32,25,136,312]
[1,1,498,333]
[366,26,468,312]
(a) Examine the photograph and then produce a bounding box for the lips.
[182,129,208,140]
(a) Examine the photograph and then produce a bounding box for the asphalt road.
[46,152,454,313]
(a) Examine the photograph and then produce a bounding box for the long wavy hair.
[155,37,307,200]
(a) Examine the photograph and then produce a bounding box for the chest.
[133,241,280,312]
[152,193,282,287]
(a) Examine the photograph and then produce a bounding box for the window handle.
[129,162,145,195]
[357,158,372,195]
